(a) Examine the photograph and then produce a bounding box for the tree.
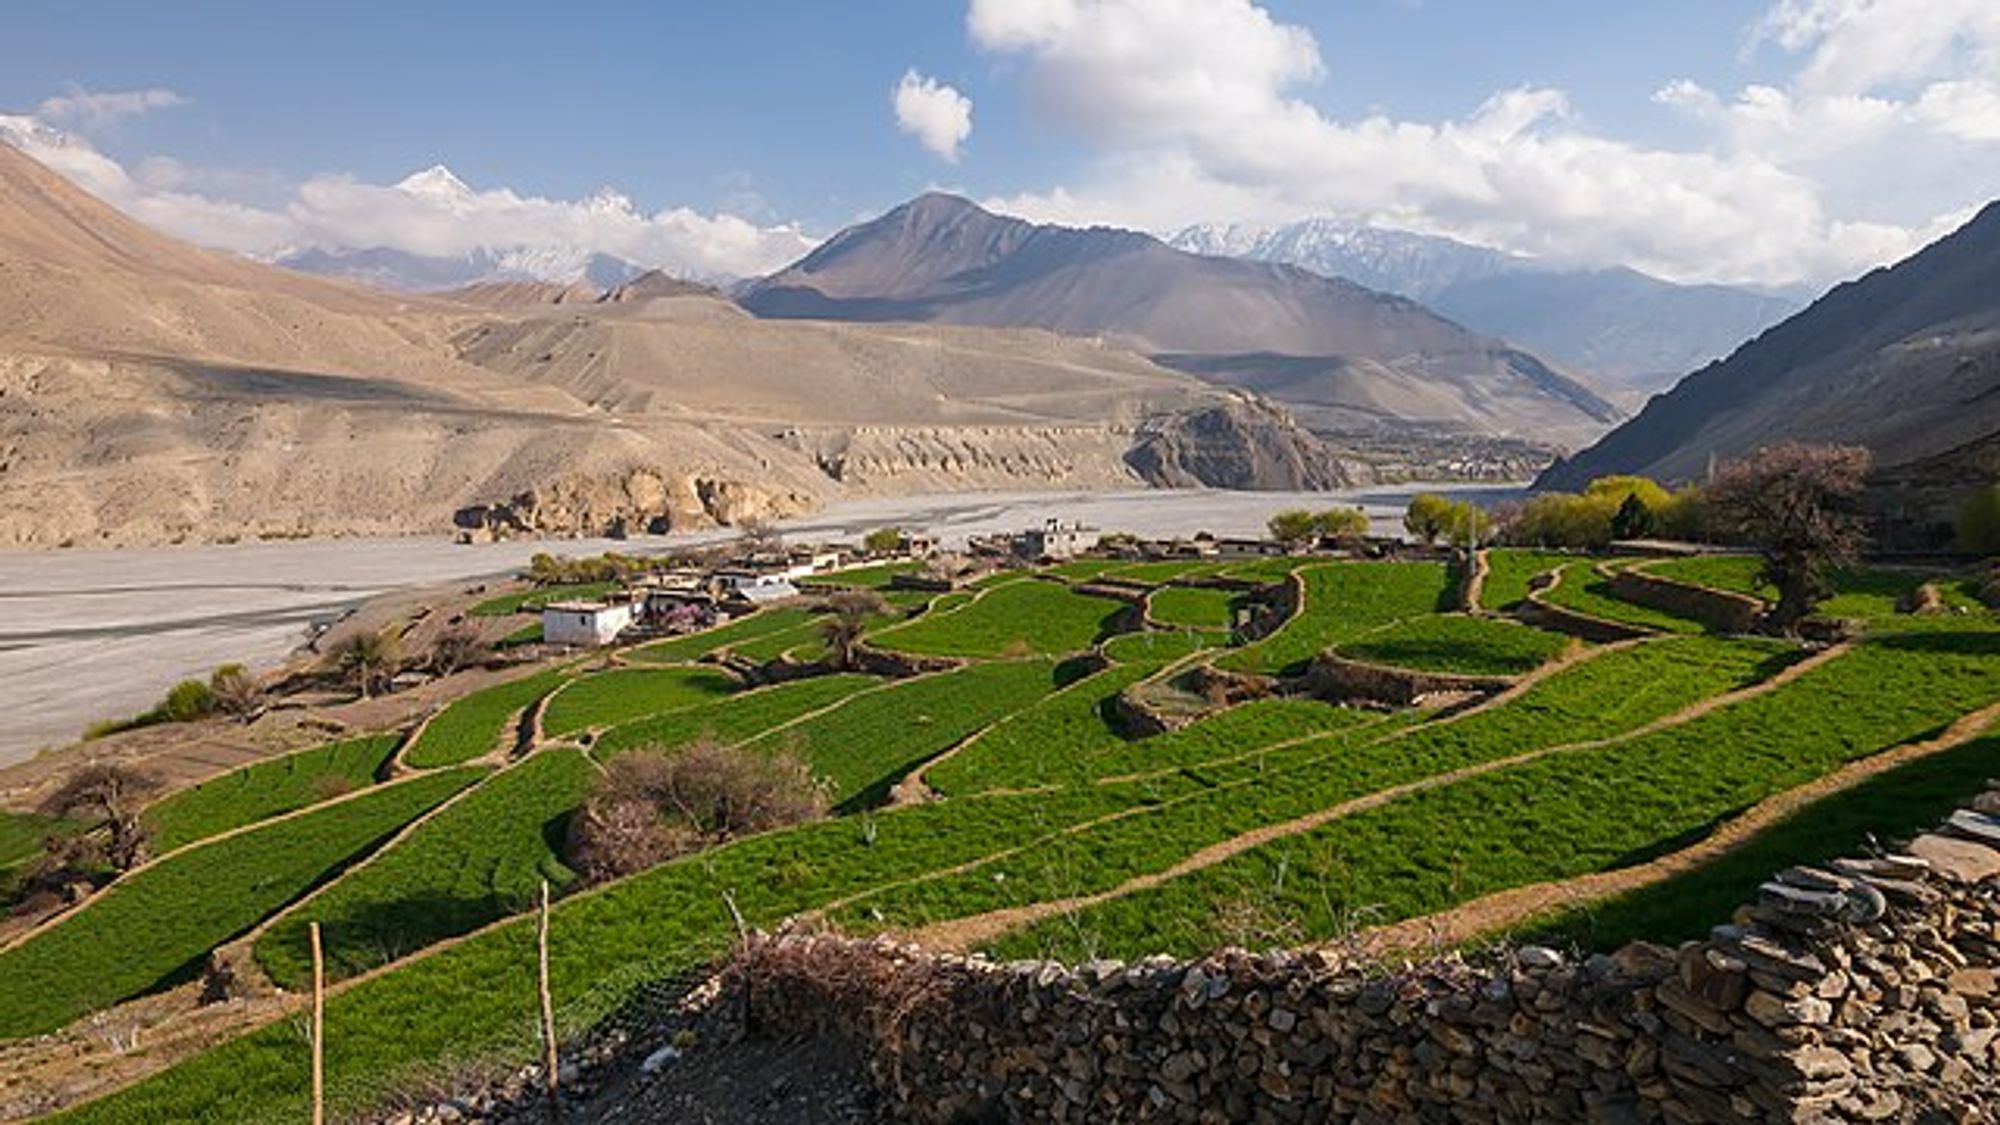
[1440,501,1494,548]
[1314,507,1370,541]
[1267,509,1320,548]
[428,624,489,676]
[862,527,905,556]
[1958,485,2000,555]
[327,628,403,698]
[737,518,784,555]
[819,589,888,669]
[1610,492,1656,541]
[566,742,827,883]
[39,763,161,872]
[208,663,264,719]
[1403,494,1455,545]
[1704,443,1872,632]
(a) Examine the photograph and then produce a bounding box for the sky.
[3,0,1998,287]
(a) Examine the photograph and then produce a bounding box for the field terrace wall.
[731,790,2000,1123]
[1611,569,1766,634]
[1302,652,1512,708]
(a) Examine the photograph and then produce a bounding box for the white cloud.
[0,115,816,282]
[36,86,186,130]
[966,0,2000,286]
[892,70,973,161]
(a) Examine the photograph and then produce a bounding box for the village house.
[1016,518,1098,561]
[541,599,637,647]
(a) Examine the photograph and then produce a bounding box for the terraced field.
[869,579,1130,657]
[1539,561,1707,634]
[142,735,400,853]
[1648,556,1985,621]
[1148,585,1240,630]
[28,551,1999,1125]
[1479,549,1579,611]
[540,666,738,737]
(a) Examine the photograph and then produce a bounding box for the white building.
[541,600,636,647]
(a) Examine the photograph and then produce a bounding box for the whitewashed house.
[541,599,636,647]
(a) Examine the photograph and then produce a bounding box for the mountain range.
[0,143,1351,548]
[740,193,1621,460]
[1539,200,2000,517]
[1172,219,1803,397]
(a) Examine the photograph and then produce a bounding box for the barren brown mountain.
[0,143,1353,548]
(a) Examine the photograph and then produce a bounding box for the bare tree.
[327,629,403,699]
[737,517,784,555]
[819,589,888,669]
[1704,442,1872,632]
[209,663,264,719]
[567,742,827,883]
[40,763,161,872]
[428,624,489,676]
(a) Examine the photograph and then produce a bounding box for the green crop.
[403,668,569,768]
[1540,562,1706,633]
[1148,586,1239,630]
[1218,562,1454,676]
[142,735,399,853]
[627,608,815,664]
[257,751,594,987]
[1100,560,1228,584]
[592,674,879,760]
[541,667,738,737]
[924,662,1162,796]
[0,769,480,1039]
[870,580,1130,658]
[1480,549,1581,611]
[469,582,619,618]
[1334,614,1571,677]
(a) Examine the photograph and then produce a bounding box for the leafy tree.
[1403,494,1455,544]
[1958,485,2000,554]
[1440,501,1494,548]
[327,629,403,699]
[1610,492,1656,540]
[39,763,161,872]
[1314,507,1370,540]
[819,589,889,670]
[1705,443,1872,632]
[862,527,905,556]
[1267,509,1320,548]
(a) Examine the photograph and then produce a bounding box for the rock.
[1908,834,2000,883]
[640,1044,682,1074]
[1517,946,1564,971]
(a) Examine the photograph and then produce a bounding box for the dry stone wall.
[1302,652,1512,707]
[734,790,2000,1123]
[1609,569,1765,634]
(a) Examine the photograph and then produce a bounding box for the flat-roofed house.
[542,600,635,647]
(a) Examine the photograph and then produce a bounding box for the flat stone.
[1944,810,2000,849]
[1908,834,2000,883]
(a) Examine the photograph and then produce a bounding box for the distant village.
[535,516,1406,649]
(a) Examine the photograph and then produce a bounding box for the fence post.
[539,880,561,1123]
[310,922,325,1125]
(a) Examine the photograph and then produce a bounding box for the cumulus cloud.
[36,86,186,130]
[892,70,973,161]
[0,115,816,282]
[966,0,2000,286]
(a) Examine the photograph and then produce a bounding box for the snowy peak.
[395,163,474,201]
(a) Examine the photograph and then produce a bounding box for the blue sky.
[4,1,1997,285]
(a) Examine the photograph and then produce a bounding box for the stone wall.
[1302,653,1513,707]
[1608,569,1765,634]
[732,791,2000,1123]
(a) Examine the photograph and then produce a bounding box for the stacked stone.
[731,791,2000,1123]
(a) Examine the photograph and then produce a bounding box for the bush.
[1958,485,2000,554]
[567,743,827,883]
[1508,476,1700,549]
[208,664,263,718]
[1405,494,1490,547]
[161,679,217,723]
[1315,507,1370,540]
[862,527,905,555]
[1267,509,1318,547]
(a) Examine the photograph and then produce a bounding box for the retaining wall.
[1610,569,1765,634]
[1302,653,1512,707]
[734,791,2000,1123]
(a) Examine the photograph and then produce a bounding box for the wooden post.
[310,922,325,1125]
[539,880,560,1123]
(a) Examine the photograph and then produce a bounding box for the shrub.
[1315,507,1370,540]
[862,527,905,555]
[208,664,263,718]
[1958,485,2000,554]
[326,629,403,698]
[1267,509,1319,547]
[429,625,490,676]
[161,679,217,723]
[567,743,827,883]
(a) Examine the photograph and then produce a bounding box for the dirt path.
[904,641,1850,953]
[1353,699,2000,957]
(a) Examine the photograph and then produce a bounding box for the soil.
[547,1035,890,1125]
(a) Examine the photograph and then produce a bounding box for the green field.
[627,608,816,664]
[0,769,480,1039]
[141,736,399,854]
[591,674,879,760]
[869,579,1130,657]
[1147,585,1240,630]
[741,659,1067,807]
[541,666,739,737]
[1217,561,1455,676]
[36,547,2000,1124]
[1099,560,1228,584]
[1480,549,1579,611]
[1539,562,1707,634]
[1647,556,1985,622]
[469,582,619,618]
[1334,614,1572,677]
[257,750,594,986]
[403,668,569,768]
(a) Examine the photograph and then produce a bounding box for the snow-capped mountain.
[1172,220,1803,396]
[274,244,646,294]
